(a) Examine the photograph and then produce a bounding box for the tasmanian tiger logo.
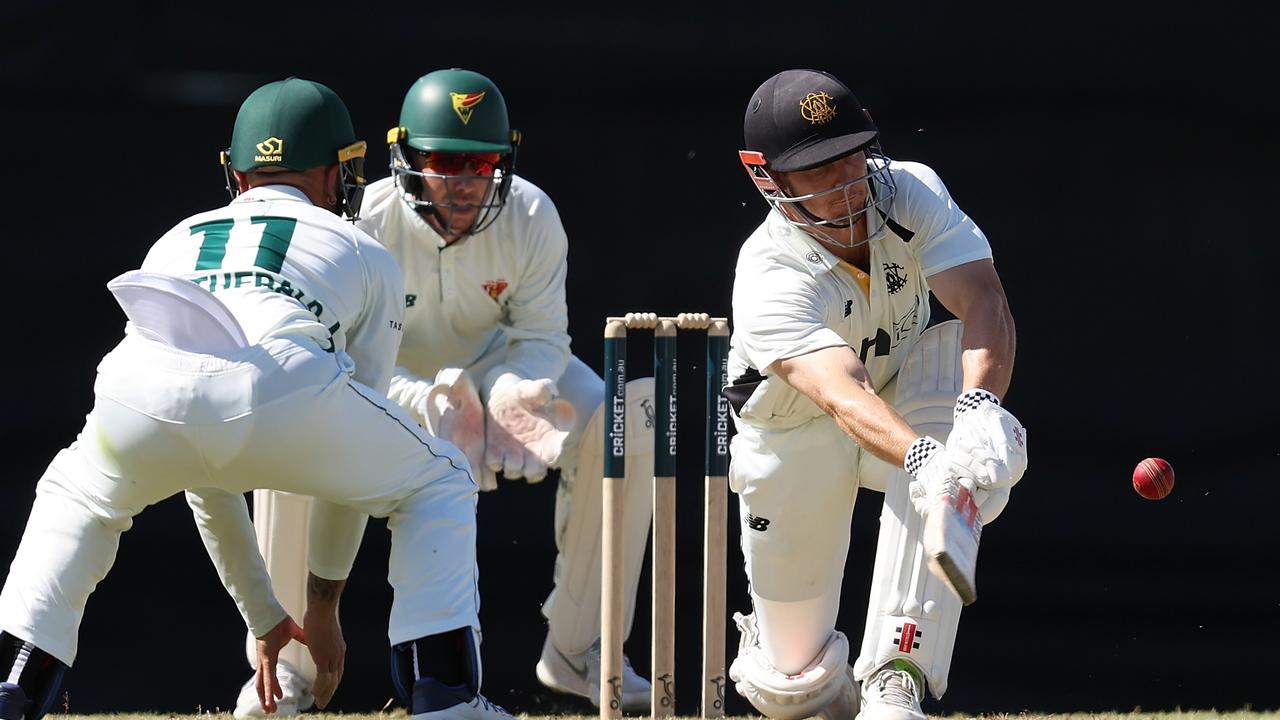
[481,279,508,302]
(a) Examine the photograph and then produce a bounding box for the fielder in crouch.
[232,68,655,716]
[724,69,1028,720]
[0,78,513,720]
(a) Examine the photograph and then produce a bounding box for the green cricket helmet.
[387,69,522,236]
[219,77,368,220]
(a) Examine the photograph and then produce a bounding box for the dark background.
[3,0,1279,715]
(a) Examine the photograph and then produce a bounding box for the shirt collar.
[766,210,838,277]
[234,184,313,205]
[396,193,456,249]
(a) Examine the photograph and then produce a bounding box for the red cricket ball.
[1132,457,1175,500]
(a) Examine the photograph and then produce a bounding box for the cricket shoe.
[856,661,926,720]
[233,660,315,718]
[0,683,28,720]
[534,635,650,711]
[409,677,514,720]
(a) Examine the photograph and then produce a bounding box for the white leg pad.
[543,378,654,654]
[729,612,859,720]
[242,489,317,683]
[853,320,1009,698]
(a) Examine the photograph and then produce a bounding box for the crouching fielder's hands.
[947,389,1028,489]
[305,575,347,709]
[486,372,576,482]
[254,616,307,714]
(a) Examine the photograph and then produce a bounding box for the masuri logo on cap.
[254,137,284,163]
[450,91,486,125]
[800,91,837,126]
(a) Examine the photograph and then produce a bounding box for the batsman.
[231,68,655,716]
[723,69,1029,720]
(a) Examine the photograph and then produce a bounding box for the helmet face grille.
[741,143,899,249]
[388,143,516,238]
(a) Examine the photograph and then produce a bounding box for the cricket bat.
[922,481,983,605]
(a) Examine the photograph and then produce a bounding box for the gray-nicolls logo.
[641,398,655,429]
[711,675,726,711]
[883,263,908,295]
[806,251,822,263]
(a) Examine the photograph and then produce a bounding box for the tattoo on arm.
[307,573,346,604]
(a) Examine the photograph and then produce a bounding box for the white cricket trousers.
[0,333,480,666]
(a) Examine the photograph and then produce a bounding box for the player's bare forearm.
[307,573,346,609]
[958,296,1015,398]
[927,259,1016,397]
[826,385,918,467]
[772,345,918,467]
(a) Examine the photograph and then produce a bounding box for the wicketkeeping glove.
[421,368,494,491]
[485,373,576,483]
[947,389,1028,489]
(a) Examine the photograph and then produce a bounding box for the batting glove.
[904,436,982,516]
[947,389,1028,489]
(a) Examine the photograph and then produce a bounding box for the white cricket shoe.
[856,662,926,720]
[409,678,515,720]
[534,635,651,711]
[233,660,315,719]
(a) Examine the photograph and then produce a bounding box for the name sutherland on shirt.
[192,270,341,338]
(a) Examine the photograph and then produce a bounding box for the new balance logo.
[843,299,853,317]
[746,514,770,532]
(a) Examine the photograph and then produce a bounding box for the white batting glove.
[904,436,982,516]
[947,389,1028,489]
[485,373,576,483]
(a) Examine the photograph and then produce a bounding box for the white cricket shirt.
[142,184,405,393]
[728,160,993,430]
[357,175,572,393]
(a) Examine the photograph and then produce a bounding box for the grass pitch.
[45,707,1280,712]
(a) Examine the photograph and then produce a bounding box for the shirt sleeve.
[345,231,406,395]
[185,488,287,637]
[482,189,572,393]
[732,259,848,372]
[895,162,993,278]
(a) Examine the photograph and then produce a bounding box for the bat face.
[923,485,982,605]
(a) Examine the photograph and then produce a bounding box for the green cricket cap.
[228,78,357,172]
